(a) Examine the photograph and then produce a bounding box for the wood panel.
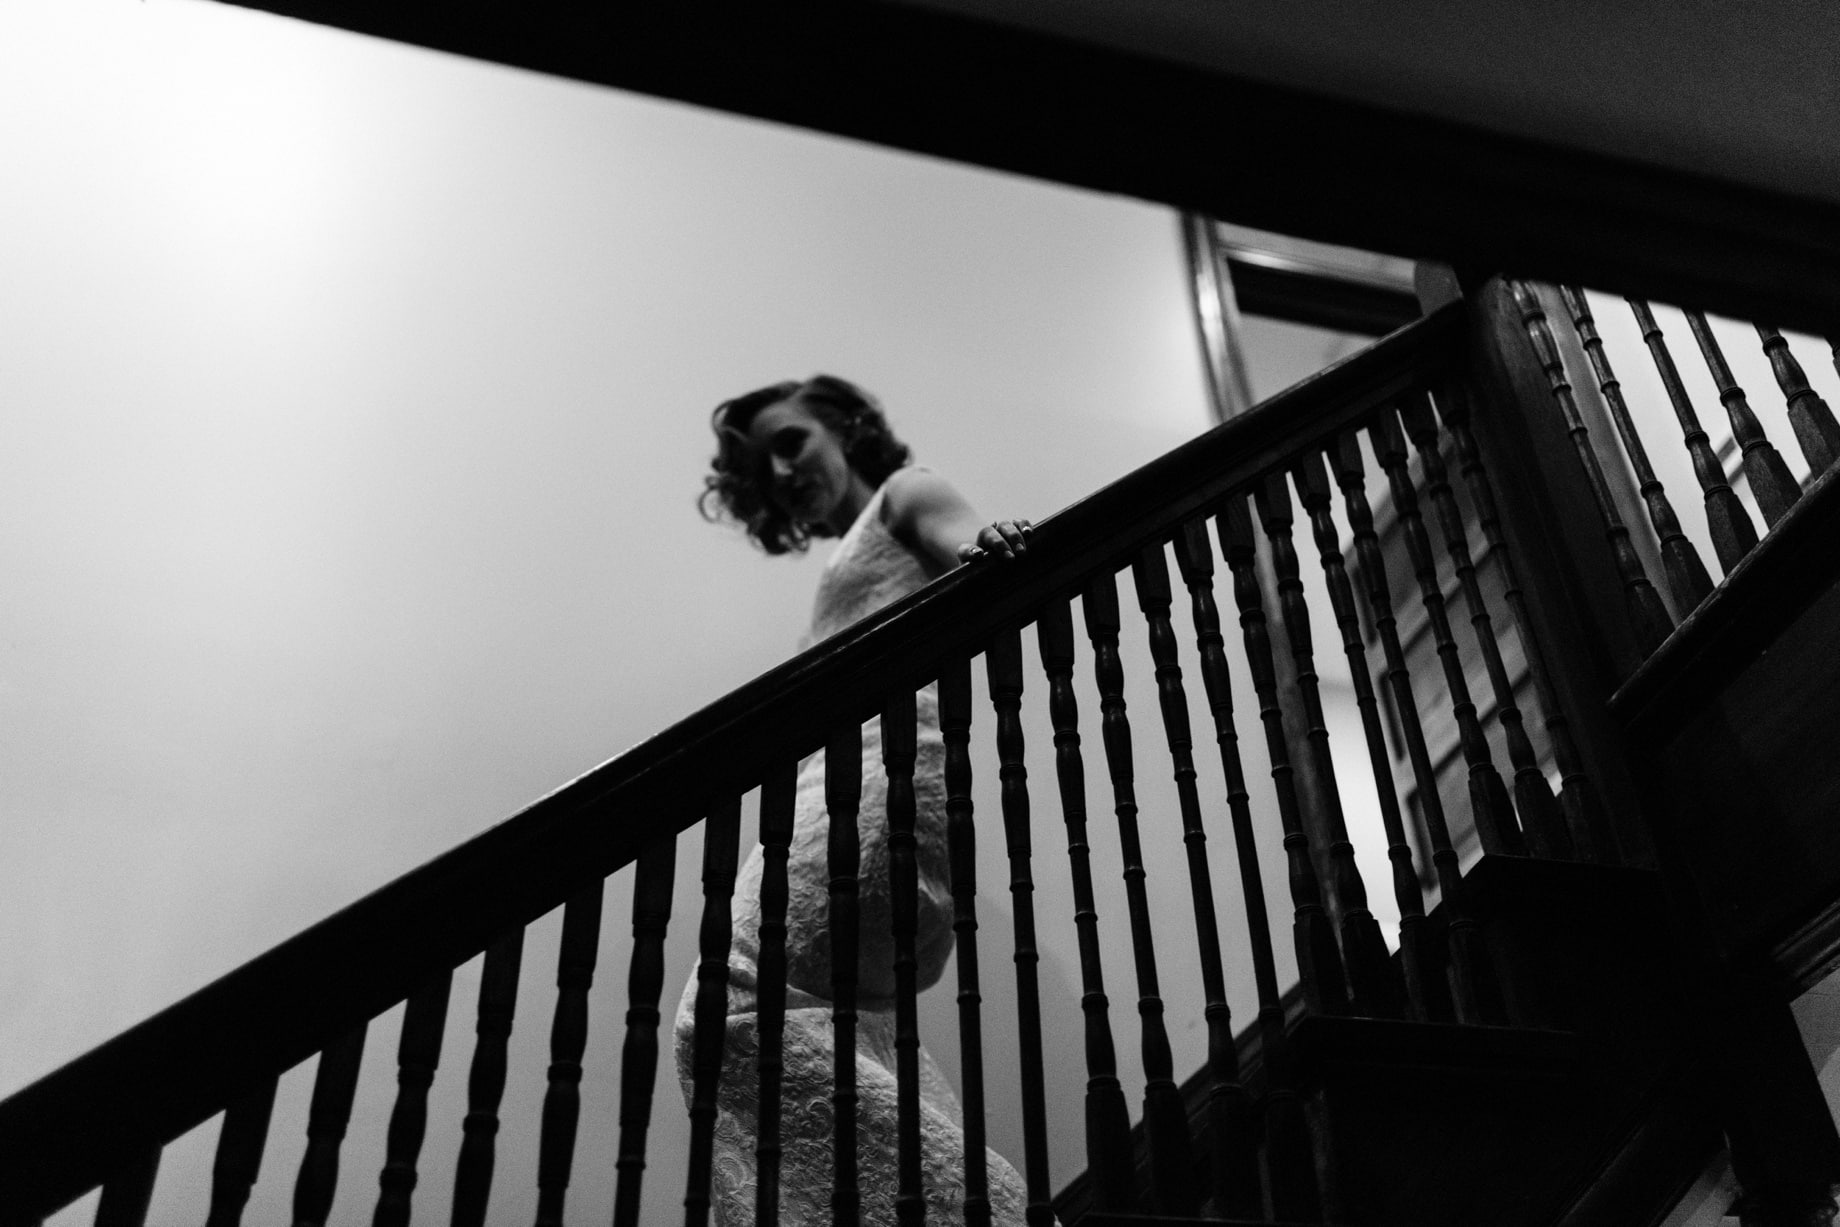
[1615,466,1840,970]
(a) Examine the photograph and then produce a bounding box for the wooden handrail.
[0,303,1462,1221]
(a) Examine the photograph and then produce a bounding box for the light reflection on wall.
[1,0,1259,1220]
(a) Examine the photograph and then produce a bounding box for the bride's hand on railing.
[957,519,1033,563]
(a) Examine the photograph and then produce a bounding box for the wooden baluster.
[883,687,927,1227]
[1562,287,1716,612]
[1685,309,1802,526]
[1166,524,1282,1219]
[1035,598,1138,1213]
[613,837,678,1227]
[293,1020,368,1227]
[1758,325,1840,476]
[754,762,797,1227]
[93,1146,160,1227]
[685,795,743,1227]
[939,654,992,1227]
[1289,455,1435,1018]
[1399,396,1576,861]
[1081,572,1199,1216]
[1251,474,1401,1016]
[453,929,525,1227]
[1133,541,1266,1212]
[534,883,605,1227]
[1511,280,1675,653]
[1437,381,1610,865]
[825,721,863,1227]
[373,970,453,1227]
[1629,299,1760,575]
[986,627,1055,1227]
[1219,495,1350,1017]
[206,1076,280,1227]
[1326,433,1488,1024]
[1372,407,1527,858]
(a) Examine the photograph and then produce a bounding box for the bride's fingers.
[961,520,1034,564]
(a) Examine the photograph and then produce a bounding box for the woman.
[678,375,1033,1226]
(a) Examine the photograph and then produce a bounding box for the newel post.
[1453,275,1655,868]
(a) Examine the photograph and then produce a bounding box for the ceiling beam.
[220,0,1840,334]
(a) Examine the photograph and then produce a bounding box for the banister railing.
[4,297,1628,1226]
[1468,278,1840,1224]
[1490,277,1840,681]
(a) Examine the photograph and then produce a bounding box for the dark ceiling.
[219,0,1840,332]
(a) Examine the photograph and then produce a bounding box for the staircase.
[8,278,1840,1227]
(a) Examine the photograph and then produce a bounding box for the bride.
[678,374,1032,1226]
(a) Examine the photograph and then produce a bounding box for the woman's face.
[746,397,866,533]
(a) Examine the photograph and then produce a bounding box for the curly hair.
[698,374,913,555]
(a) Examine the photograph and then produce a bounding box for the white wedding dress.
[675,469,1032,1226]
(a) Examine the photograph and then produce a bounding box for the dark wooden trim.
[0,306,1463,1223]
[1226,258,1421,337]
[1288,1013,1580,1075]
[1549,1059,1725,1227]
[1459,280,1658,867]
[213,0,1840,335]
[1611,457,1840,744]
[1769,895,1840,1000]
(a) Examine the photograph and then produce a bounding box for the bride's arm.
[881,467,1031,576]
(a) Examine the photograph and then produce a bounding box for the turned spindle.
[1372,407,1525,857]
[612,838,677,1227]
[205,1078,278,1227]
[825,723,863,1227]
[1327,431,1489,1023]
[453,930,525,1227]
[939,655,992,1227]
[684,797,742,1227]
[1081,572,1199,1214]
[1686,308,1801,526]
[1171,520,1301,1218]
[1562,287,1715,613]
[1218,495,1349,1017]
[1131,542,1259,1209]
[1291,452,1434,1018]
[1250,473,1400,1016]
[1757,325,1840,477]
[1437,380,1612,864]
[987,628,1056,1227]
[883,687,926,1227]
[534,884,604,1227]
[292,1022,368,1227]
[1512,280,1674,653]
[1400,396,1574,860]
[373,971,453,1227]
[94,1147,161,1227]
[1628,299,1759,575]
[1035,599,1135,1212]
[755,763,797,1227]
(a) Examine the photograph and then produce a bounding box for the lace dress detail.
[675,470,1032,1226]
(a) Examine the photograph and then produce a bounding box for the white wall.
[0,0,1292,1220]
